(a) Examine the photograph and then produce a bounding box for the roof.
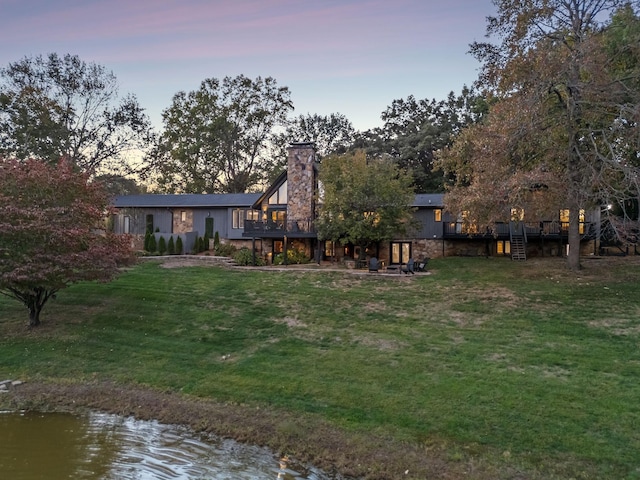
[112,193,261,208]
[112,192,443,209]
[412,194,444,207]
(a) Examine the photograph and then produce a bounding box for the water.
[0,411,335,480]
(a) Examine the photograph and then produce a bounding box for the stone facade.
[286,142,316,229]
[173,209,193,234]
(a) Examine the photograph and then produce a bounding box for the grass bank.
[1,257,640,479]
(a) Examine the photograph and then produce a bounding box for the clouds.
[1,0,494,130]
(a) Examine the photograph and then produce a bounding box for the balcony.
[443,221,592,239]
[243,219,317,238]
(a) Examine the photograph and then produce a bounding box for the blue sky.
[1,0,496,132]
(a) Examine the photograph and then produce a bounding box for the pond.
[0,410,338,480]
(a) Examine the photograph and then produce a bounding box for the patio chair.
[368,257,379,272]
[402,258,415,274]
[415,258,429,272]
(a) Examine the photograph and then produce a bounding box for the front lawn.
[1,257,639,479]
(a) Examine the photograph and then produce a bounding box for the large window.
[123,216,130,234]
[268,181,287,205]
[390,241,411,264]
[434,209,442,222]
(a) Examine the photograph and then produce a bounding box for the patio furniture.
[415,258,429,272]
[368,257,379,272]
[402,259,415,274]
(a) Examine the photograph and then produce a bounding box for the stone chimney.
[286,142,317,225]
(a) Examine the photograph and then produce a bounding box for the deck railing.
[244,219,316,235]
[443,220,582,238]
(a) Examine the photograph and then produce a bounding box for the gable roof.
[112,193,261,209]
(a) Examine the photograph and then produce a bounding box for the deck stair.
[510,222,527,261]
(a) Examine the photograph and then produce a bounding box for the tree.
[151,75,293,193]
[316,150,416,257]
[0,158,133,326]
[0,53,154,174]
[94,173,145,197]
[270,113,356,170]
[439,0,640,270]
[357,88,488,193]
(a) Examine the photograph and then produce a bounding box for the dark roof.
[412,194,444,207]
[112,193,261,208]
[112,192,443,209]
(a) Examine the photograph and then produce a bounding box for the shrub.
[167,236,175,255]
[143,231,151,252]
[158,236,167,255]
[273,248,310,265]
[203,232,210,251]
[233,247,265,266]
[215,242,237,257]
[148,234,157,253]
[175,236,183,254]
[214,231,220,250]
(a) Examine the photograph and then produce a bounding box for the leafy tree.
[269,113,356,174]
[0,158,133,326]
[94,174,145,197]
[316,150,415,257]
[357,87,487,193]
[439,0,640,270]
[151,75,293,193]
[0,53,154,174]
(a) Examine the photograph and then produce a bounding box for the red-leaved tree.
[0,158,134,326]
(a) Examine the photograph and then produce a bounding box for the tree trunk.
[28,304,42,327]
[567,208,582,271]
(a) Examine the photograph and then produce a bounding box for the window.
[232,209,245,229]
[497,240,511,255]
[434,209,442,222]
[268,181,288,205]
[180,211,186,222]
[123,216,130,234]
[246,210,259,221]
[270,210,286,224]
[559,209,585,234]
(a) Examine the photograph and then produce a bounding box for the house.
[111,142,600,263]
[111,192,261,253]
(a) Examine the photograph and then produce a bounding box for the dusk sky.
[2,0,496,132]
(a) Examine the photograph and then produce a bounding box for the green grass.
[2,257,640,479]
